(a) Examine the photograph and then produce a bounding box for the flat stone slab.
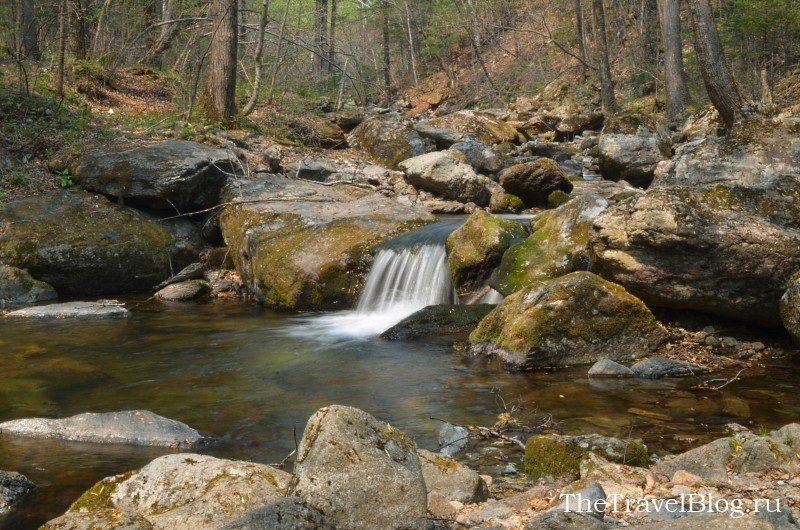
[0,410,207,448]
[4,301,130,319]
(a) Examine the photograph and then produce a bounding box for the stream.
[2,220,800,529]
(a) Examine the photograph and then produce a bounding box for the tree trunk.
[327,0,337,74]
[67,0,88,59]
[657,0,689,122]
[57,0,67,96]
[241,0,269,116]
[143,0,179,66]
[313,0,328,76]
[574,0,587,79]
[381,0,391,106]
[592,0,617,113]
[267,0,291,104]
[687,0,743,127]
[20,0,41,60]
[202,0,238,123]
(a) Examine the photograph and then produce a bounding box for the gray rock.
[0,264,58,307]
[552,482,607,521]
[630,356,708,379]
[72,140,241,211]
[780,275,800,346]
[412,122,466,147]
[219,497,336,530]
[0,190,202,296]
[525,510,609,530]
[43,454,291,530]
[449,138,502,174]
[0,470,35,514]
[153,262,205,289]
[598,127,669,188]
[588,358,634,378]
[423,110,519,145]
[398,151,491,206]
[348,112,433,168]
[4,300,130,319]
[470,272,668,370]
[626,512,783,529]
[438,423,470,458]
[380,304,494,341]
[155,279,210,301]
[0,410,207,448]
[418,449,488,504]
[289,405,427,530]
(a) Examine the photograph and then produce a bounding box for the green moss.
[68,472,134,513]
[489,191,524,213]
[431,454,459,472]
[610,191,639,202]
[524,435,584,481]
[547,190,571,209]
[623,440,650,467]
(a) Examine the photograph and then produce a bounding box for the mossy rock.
[498,158,573,207]
[489,193,608,296]
[380,303,495,341]
[424,110,519,145]
[525,434,649,482]
[488,191,524,213]
[446,211,528,293]
[219,176,432,310]
[348,113,432,169]
[471,271,668,370]
[0,189,201,296]
[547,189,571,208]
[602,112,658,135]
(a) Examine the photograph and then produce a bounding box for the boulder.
[498,159,574,207]
[380,304,494,341]
[588,358,634,378]
[630,356,708,379]
[0,471,35,514]
[490,194,609,295]
[4,300,130,319]
[488,190,525,213]
[598,127,669,188]
[398,151,491,205]
[219,176,432,310]
[525,433,649,482]
[589,180,800,325]
[524,509,610,530]
[446,210,528,292]
[155,279,210,301]
[42,454,291,530]
[0,410,207,448]
[71,140,241,211]
[219,497,335,530]
[288,405,427,530]
[469,272,668,370]
[438,423,470,458]
[0,190,202,296]
[418,449,489,504]
[348,112,433,168]
[779,273,800,345]
[0,264,58,307]
[424,110,519,145]
[412,122,466,147]
[449,138,502,174]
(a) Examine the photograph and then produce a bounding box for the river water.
[1,222,800,529]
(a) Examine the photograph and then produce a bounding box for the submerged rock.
[470,272,667,370]
[0,470,35,515]
[0,190,202,296]
[71,139,241,211]
[490,193,609,295]
[43,453,290,530]
[0,264,58,307]
[4,300,130,319]
[588,358,634,378]
[289,405,427,530]
[380,304,494,341]
[0,410,207,448]
[219,175,432,310]
[630,356,708,379]
[446,210,528,293]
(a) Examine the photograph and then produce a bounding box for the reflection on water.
[0,299,799,529]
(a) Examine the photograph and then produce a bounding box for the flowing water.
[1,220,800,529]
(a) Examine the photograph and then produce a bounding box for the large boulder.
[348,112,433,168]
[446,210,528,293]
[489,193,609,295]
[219,176,432,310]
[780,273,800,345]
[288,405,427,530]
[449,139,502,174]
[418,449,489,510]
[71,140,241,211]
[598,127,669,188]
[398,151,491,206]
[469,271,668,370]
[498,159,574,207]
[423,110,519,145]
[590,180,800,325]
[42,454,291,530]
[219,497,335,530]
[0,410,207,448]
[0,264,57,307]
[0,190,202,296]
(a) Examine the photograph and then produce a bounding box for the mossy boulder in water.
[0,264,57,307]
[498,159,573,207]
[590,179,800,325]
[525,434,649,481]
[489,193,609,295]
[219,176,432,310]
[446,211,527,293]
[348,112,433,169]
[0,189,202,296]
[469,271,667,370]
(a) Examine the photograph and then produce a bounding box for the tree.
[657,0,689,122]
[574,0,588,79]
[20,0,40,60]
[592,0,617,113]
[66,0,88,59]
[202,0,238,123]
[687,0,743,127]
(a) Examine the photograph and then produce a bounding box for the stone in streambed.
[4,300,130,319]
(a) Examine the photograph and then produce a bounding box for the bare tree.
[574,0,588,79]
[20,0,41,60]
[592,0,617,113]
[67,0,89,59]
[241,0,270,116]
[657,0,689,122]
[687,0,744,127]
[202,0,238,122]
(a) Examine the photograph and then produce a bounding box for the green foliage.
[10,172,31,187]
[57,169,74,188]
